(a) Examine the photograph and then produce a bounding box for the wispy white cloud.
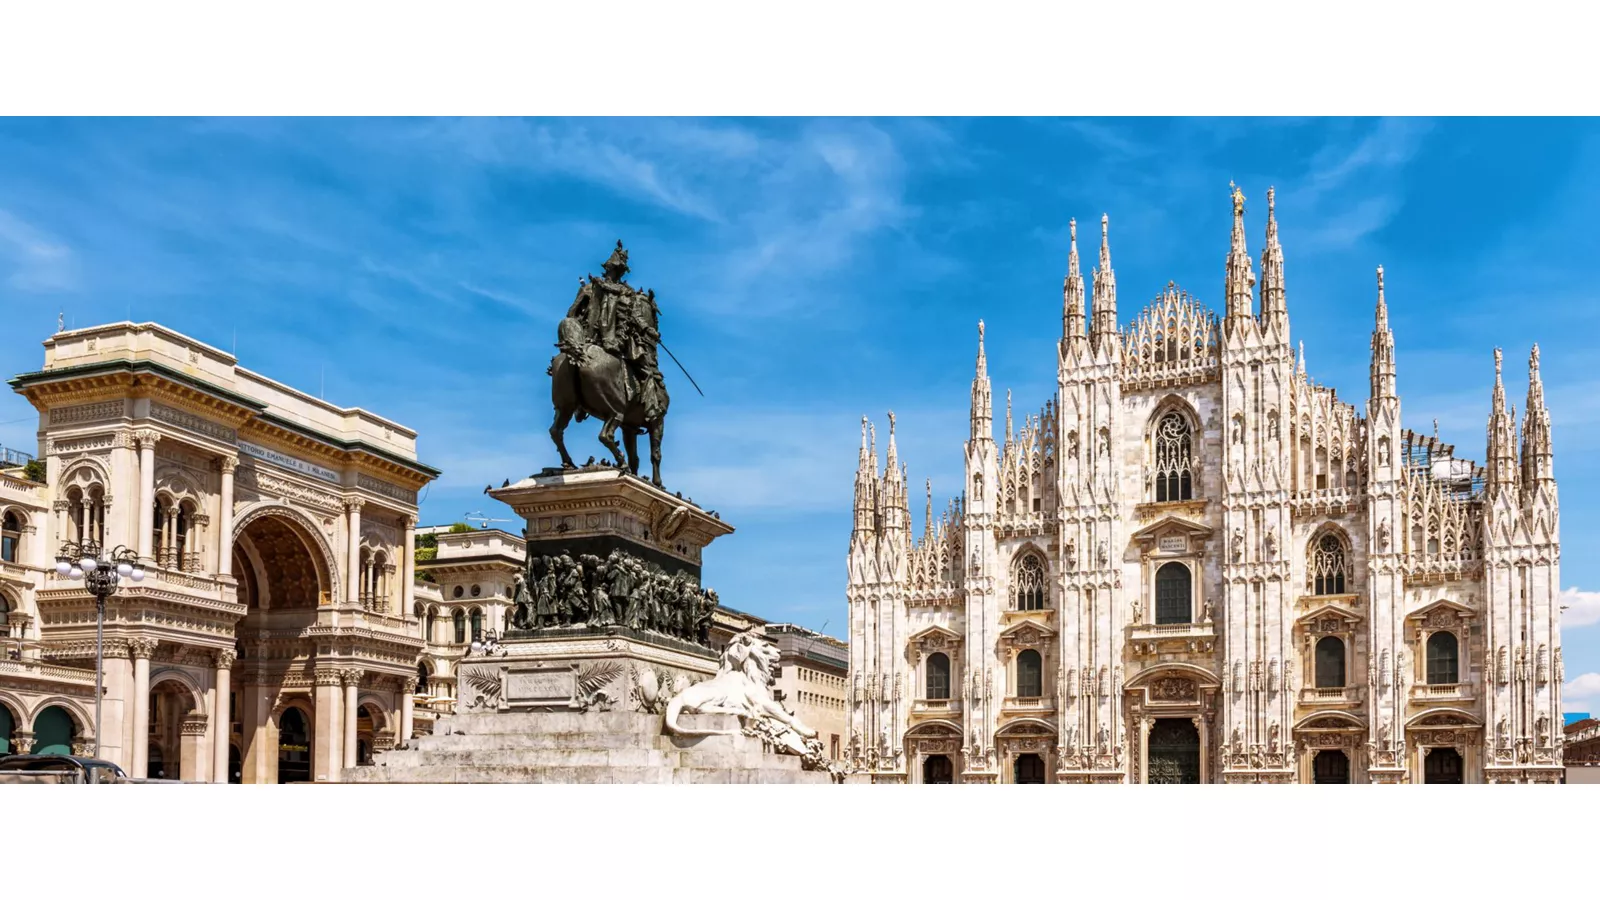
[1565,672,1600,712]
[0,208,74,291]
[1561,588,1600,629]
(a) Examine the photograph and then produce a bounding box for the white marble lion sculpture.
[663,629,818,740]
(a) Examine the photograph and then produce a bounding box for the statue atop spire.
[1230,180,1246,217]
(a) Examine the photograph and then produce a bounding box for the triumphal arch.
[1,322,436,782]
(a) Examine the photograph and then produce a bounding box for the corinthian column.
[344,500,363,606]
[212,649,235,783]
[129,637,157,777]
[217,457,238,577]
[401,515,417,618]
[341,668,362,769]
[400,677,417,747]
[135,431,159,558]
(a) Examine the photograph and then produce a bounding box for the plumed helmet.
[603,239,630,275]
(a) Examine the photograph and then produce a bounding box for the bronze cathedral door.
[1147,719,1201,784]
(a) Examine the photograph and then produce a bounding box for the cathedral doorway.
[1014,753,1046,783]
[228,744,242,784]
[277,707,312,784]
[1147,718,1200,784]
[923,754,954,784]
[1313,749,1350,784]
[1424,747,1463,784]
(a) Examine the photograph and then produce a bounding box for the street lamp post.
[55,540,144,758]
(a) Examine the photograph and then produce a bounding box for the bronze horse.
[549,338,668,486]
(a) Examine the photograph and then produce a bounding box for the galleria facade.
[0,322,437,782]
[845,190,1565,784]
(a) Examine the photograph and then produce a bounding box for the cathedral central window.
[1153,412,1194,502]
[1012,553,1046,610]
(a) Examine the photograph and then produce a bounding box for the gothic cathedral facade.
[846,189,1563,784]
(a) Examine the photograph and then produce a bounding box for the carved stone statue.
[1130,600,1143,626]
[549,240,672,486]
[511,571,533,629]
[662,629,840,780]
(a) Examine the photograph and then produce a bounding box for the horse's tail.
[662,692,739,737]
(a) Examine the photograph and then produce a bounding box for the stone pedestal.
[490,466,733,584]
[453,630,718,716]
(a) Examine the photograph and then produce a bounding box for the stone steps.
[377,747,689,769]
[348,764,833,785]
[346,709,835,784]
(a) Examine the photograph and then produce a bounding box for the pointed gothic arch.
[1305,525,1352,596]
[1009,545,1049,610]
[1147,398,1199,503]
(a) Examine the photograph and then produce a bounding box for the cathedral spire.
[1369,266,1396,399]
[853,416,877,536]
[1225,181,1256,325]
[1005,390,1014,445]
[1521,344,1554,486]
[885,410,900,476]
[971,320,993,442]
[1259,186,1287,329]
[1487,347,1519,494]
[1297,340,1306,378]
[1090,215,1118,349]
[1062,218,1086,348]
[923,478,934,542]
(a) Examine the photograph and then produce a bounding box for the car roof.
[0,754,124,771]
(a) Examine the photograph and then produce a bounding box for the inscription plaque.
[1159,536,1187,553]
[505,664,578,709]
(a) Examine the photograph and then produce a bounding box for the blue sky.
[1,117,1597,706]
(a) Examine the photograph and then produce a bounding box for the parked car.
[0,754,128,784]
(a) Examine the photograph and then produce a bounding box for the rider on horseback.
[548,240,672,485]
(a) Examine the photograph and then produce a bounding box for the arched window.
[469,608,484,642]
[416,660,430,694]
[1426,631,1459,684]
[1308,533,1349,595]
[1153,412,1194,502]
[1315,636,1346,688]
[1016,649,1042,698]
[923,754,954,784]
[1012,553,1046,610]
[425,607,438,643]
[1154,562,1192,625]
[452,609,466,644]
[151,498,167,564]
[926,652,950,700]
[1,511,20,563]
[0,592,11,637]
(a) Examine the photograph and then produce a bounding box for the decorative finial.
[888,410,896,434]
[1531,343,1541,373]
[1267,185,1275,212]
[56,311,64,333]
[1494,347,1503,377]
[978,319,985,342]
[1101,213,1109,237]
[1376,265,1385,294]
[1433,418,1439,440]
[1230,181,1246,216]
[1069,218,1077,243]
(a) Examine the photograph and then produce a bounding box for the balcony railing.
[913,698,962,714]
[1299,686,1362,704]
[1409,682,1471,701]
[1003,696,1055,713]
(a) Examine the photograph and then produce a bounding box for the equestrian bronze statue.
[549,240,671,486]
